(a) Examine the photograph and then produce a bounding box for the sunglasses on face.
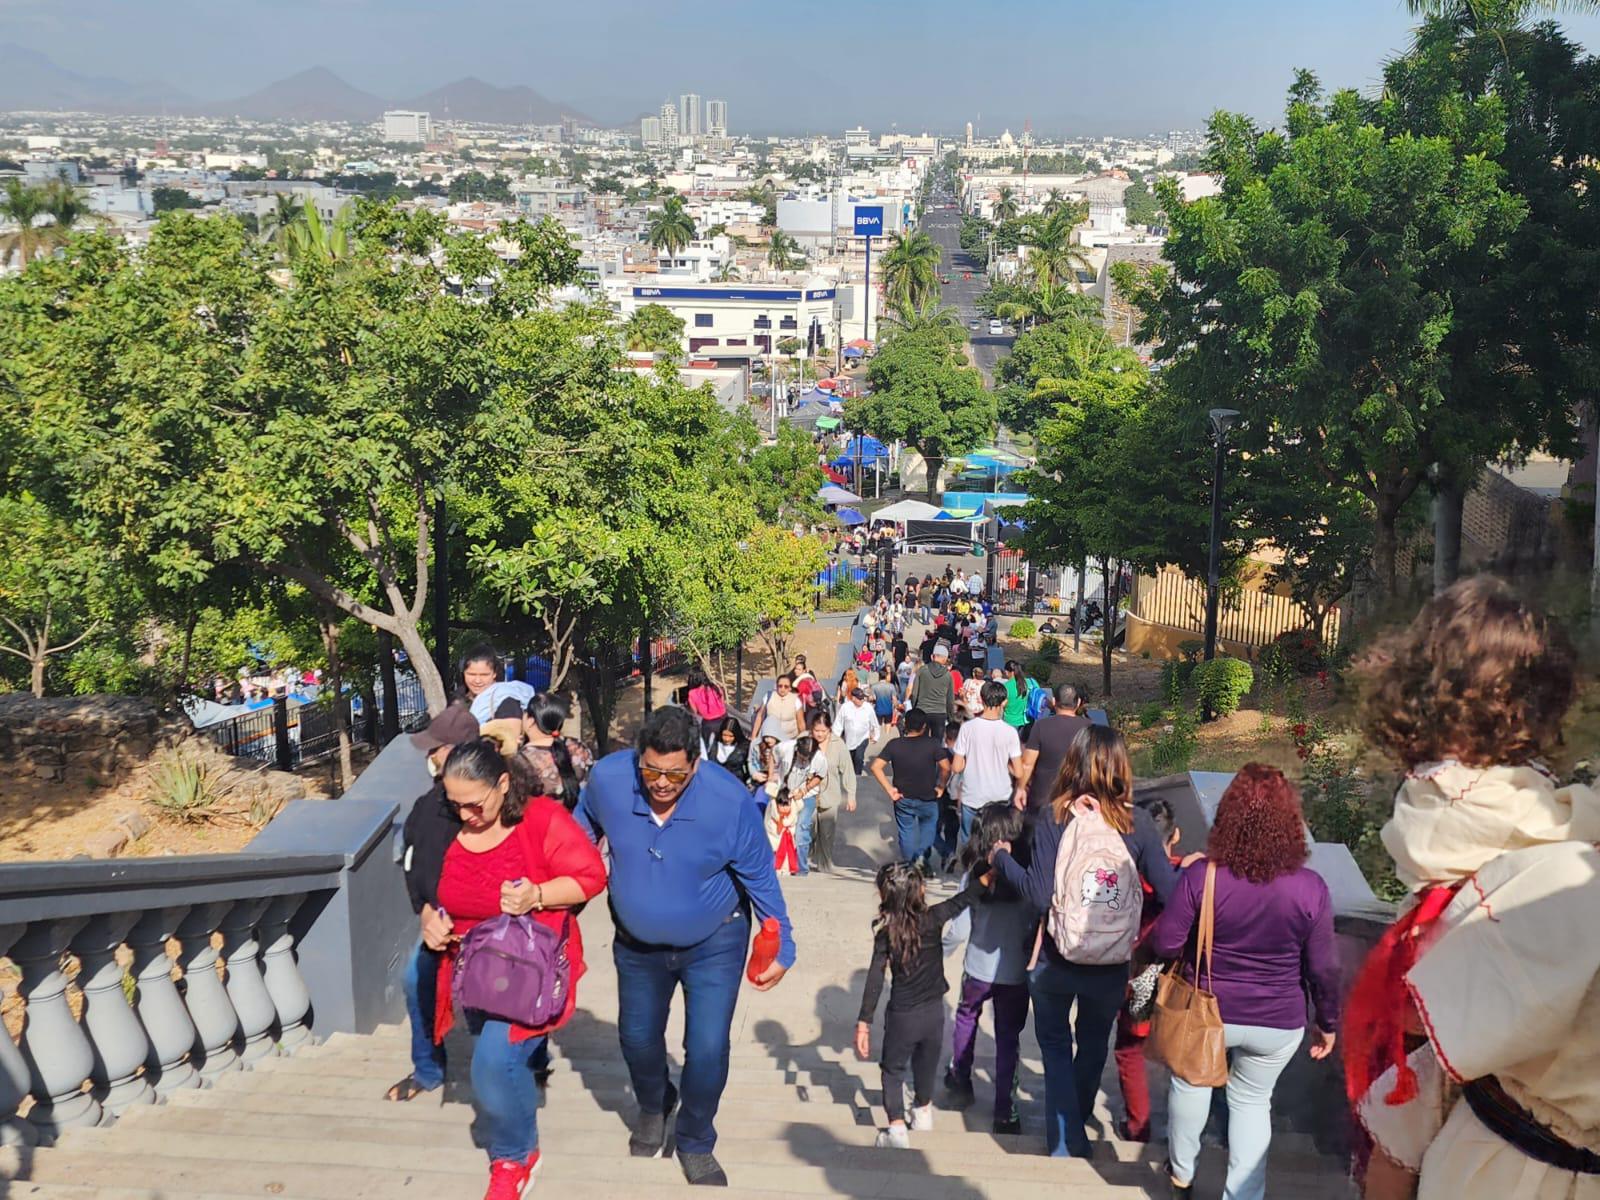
[640,765,692,784]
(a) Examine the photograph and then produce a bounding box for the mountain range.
[0,47,596,128]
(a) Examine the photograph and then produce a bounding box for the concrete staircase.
[2,700,1357,1200]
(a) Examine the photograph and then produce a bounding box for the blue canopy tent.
[834,507,866,526]
[842,346,865,359]
[829,435,889,471]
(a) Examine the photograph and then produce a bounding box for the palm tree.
[993,185,1020,222]
[713,261,741,282]
[260,194,300,254]
[1042,187,1067,215]
[1024,205,1093,291]
[0,180,52,268]
[42,181,107,244]
[646,195,697,256]
[287,198,354,264]
[994,282,1100,331]
[877,230,942,311]
[883,296,964,339]
[767,229,806,271]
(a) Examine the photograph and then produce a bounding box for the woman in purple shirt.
[1151,764,1341,1200]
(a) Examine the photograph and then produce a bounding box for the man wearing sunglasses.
[575,706,795,1188]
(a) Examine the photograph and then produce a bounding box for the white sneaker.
[908,1104,934,1132]
[875,1124,911,1149]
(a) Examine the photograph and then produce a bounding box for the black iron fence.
[201,676,429,771]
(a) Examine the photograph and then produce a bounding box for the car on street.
[988,319,1003,335]
[940,275,951,284]
[968,320,980,330]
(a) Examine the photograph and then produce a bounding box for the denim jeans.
[1168,1023,1302,1199]
[893,798,939,866]
[794,793,817,875]
[612,910,750,1156]
[403,939,446,1090]
[1029,955,1129,1157]
[959,803,982,845]
[467,1013,546,1162]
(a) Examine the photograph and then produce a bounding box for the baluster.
[13,917,102,1139]
[0,926,39,1147]
[126,906,199,1095]
[176,902,241,1080]
[71,911,154,1117]
[218,899,276,1064]
[258,894,312,1053]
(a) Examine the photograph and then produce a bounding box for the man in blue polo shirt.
[575,706,794,1188]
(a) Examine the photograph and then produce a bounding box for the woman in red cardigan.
[427,738,607,1200]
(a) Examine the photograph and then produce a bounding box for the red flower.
[1291,722,1309,740]
[1316,670,1329,687]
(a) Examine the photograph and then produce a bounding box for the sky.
[7,0,1600,135]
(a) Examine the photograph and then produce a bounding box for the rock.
[83,827,129,859]
[115,810,153,841]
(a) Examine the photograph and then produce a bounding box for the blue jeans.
[404,939,446,1090]
[794,793,817,876]
[1029,955,1129,1157]
[1168,1023,1302,1199]
[612,910,750,1156]
[467,1013,546,1163]
[893,798,939,866]
[959,803,980,844]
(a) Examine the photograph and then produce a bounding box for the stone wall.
[0,694,187,785]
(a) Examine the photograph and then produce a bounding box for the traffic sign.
[854,206,884,237]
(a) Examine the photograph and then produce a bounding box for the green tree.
[1122,180,1162,227]
[622,303,685,355]
[0,180,52,267]
[1022,203,1091,290]
[745,424,826,525]
[767,229,806,270]
[877,230,942,312]
[996,316,1145,435]
[846,331,995,501]
[152,186,204,212]
[647,195,697,255]
[993,185,1020,221]
[883,296,965,340]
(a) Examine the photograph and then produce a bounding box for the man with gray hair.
[908,640,956,741]
[1015,682,1091,812]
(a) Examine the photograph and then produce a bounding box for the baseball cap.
[410,703,480,753]
[932,643,949,659]
[851,687,869,700]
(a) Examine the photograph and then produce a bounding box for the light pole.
[1203,408,1241,663]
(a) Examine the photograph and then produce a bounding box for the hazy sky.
[7,0,1600,134]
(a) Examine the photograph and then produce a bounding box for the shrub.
[1038,635,1062,662]
[1137,701,1164,729]
[1008,617,1037,639]
[1265,628,1327,677]
[148,749,220,823]
[1177,639,1204,662]
[1192,655,1254,718]
[1148,705,1200,775]
[1160,658,1195,705]
[1302,748,1405,902]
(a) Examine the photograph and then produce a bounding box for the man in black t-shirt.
[1017,683,1091,811]
[869,708,952,869]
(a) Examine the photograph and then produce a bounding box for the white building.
[706,99,728,138]
[679,93,702,138]
[660,102,680,144]
[383,111,432,144]
[615,278,840,363]
[640,115,663,146]
[776,192,908,253]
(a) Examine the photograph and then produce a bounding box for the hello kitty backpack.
[1047,796,1143,965]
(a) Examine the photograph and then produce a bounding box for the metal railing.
[202,678,428,771]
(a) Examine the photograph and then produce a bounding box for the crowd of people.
[383,576,1599,1200]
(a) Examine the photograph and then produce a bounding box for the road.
[918,203,1015,386]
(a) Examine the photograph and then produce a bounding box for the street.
[919,202,1015,386]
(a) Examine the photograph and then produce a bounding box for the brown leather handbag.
[1145,862,1228,1087]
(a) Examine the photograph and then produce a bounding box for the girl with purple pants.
[941,803,1034,1133]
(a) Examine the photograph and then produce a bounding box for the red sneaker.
[483,1155,536,1200]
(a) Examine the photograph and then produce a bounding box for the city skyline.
[8,0,1600,135]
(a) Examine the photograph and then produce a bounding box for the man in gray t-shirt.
[1018,683,1091,811]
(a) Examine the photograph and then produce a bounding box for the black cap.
[409,703,481,753]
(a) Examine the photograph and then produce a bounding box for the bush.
[1159,658,1195,705]
[1137,701,1164,729]
[1265,628,1327,677]
[1008,618,1037,639]
[148,748,220,822]
[1148,705,1200,775]
[1038,635,1062,662]
[1192,655,1255,718]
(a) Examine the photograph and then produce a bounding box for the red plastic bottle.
[746,918,781,983]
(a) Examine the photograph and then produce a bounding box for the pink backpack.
[1047,796,1143,965]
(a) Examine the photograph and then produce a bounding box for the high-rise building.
[679,93,701,138]
[965,121,973,147]
[660,101,679,143]
[641,115,663,146]
[382,110,432,144]
[706,99,727,137]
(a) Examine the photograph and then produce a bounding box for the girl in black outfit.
[855,862,988,1149]
[706,715,751,785]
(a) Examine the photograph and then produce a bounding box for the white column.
[72,911,156,1116]
[13,917,103,1138]
[126,906,200,1095]
[176,901,242,1080]
[258,894,313,1053]
[0,926,38,1147]
[219,898,278,1064]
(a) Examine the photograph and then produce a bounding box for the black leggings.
[880,1000,944,1122]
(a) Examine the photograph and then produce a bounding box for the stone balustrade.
[0,775,419,1147]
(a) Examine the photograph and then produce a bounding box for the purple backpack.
[453,912,573,1030]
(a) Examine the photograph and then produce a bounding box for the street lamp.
[1202,408,1241,663]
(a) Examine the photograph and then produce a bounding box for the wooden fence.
[1129,569,1341,651]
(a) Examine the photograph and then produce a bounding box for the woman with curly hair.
[1150,763,1341,1200]
[1349,577,1600,1200]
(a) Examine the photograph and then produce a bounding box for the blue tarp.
[830,435,889,471]
[842,346,864,358]
[793,387,834,407]
[815,562,870,587]
[835,507,866,526]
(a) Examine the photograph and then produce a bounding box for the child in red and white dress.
[766,789,801,876]
[1348,578,1600,1200]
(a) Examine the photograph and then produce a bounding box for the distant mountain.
[0,44,193,113]
[399,76,593,127]
[208,66,387,124]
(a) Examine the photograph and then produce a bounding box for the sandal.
[385,1074,437,1102]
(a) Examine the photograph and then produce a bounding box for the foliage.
[995,317,1144,436]
[882,296,964,342]
[1137,700,1164,729]
[1038,635,1062,662]
[1191,655,1255,718]
[646,195,697,255]
[447,171,514,203]
[877,231,943,312]
[745,425,825,525]
[1263,628,1328,678]
[1008,617,1037,639]
[1121,180,1162,227]
[152,187,204,213]
[147,748,221,822]
[1301,746,1405,902]
[767,229,806,271]
[1147,704,1201,775]
[846,330,995,502]
[622,303,685,355]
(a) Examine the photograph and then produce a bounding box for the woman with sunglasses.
[428,739,608,1200]
[763,673,806,741]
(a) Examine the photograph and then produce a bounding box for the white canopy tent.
[870,499,945,523]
